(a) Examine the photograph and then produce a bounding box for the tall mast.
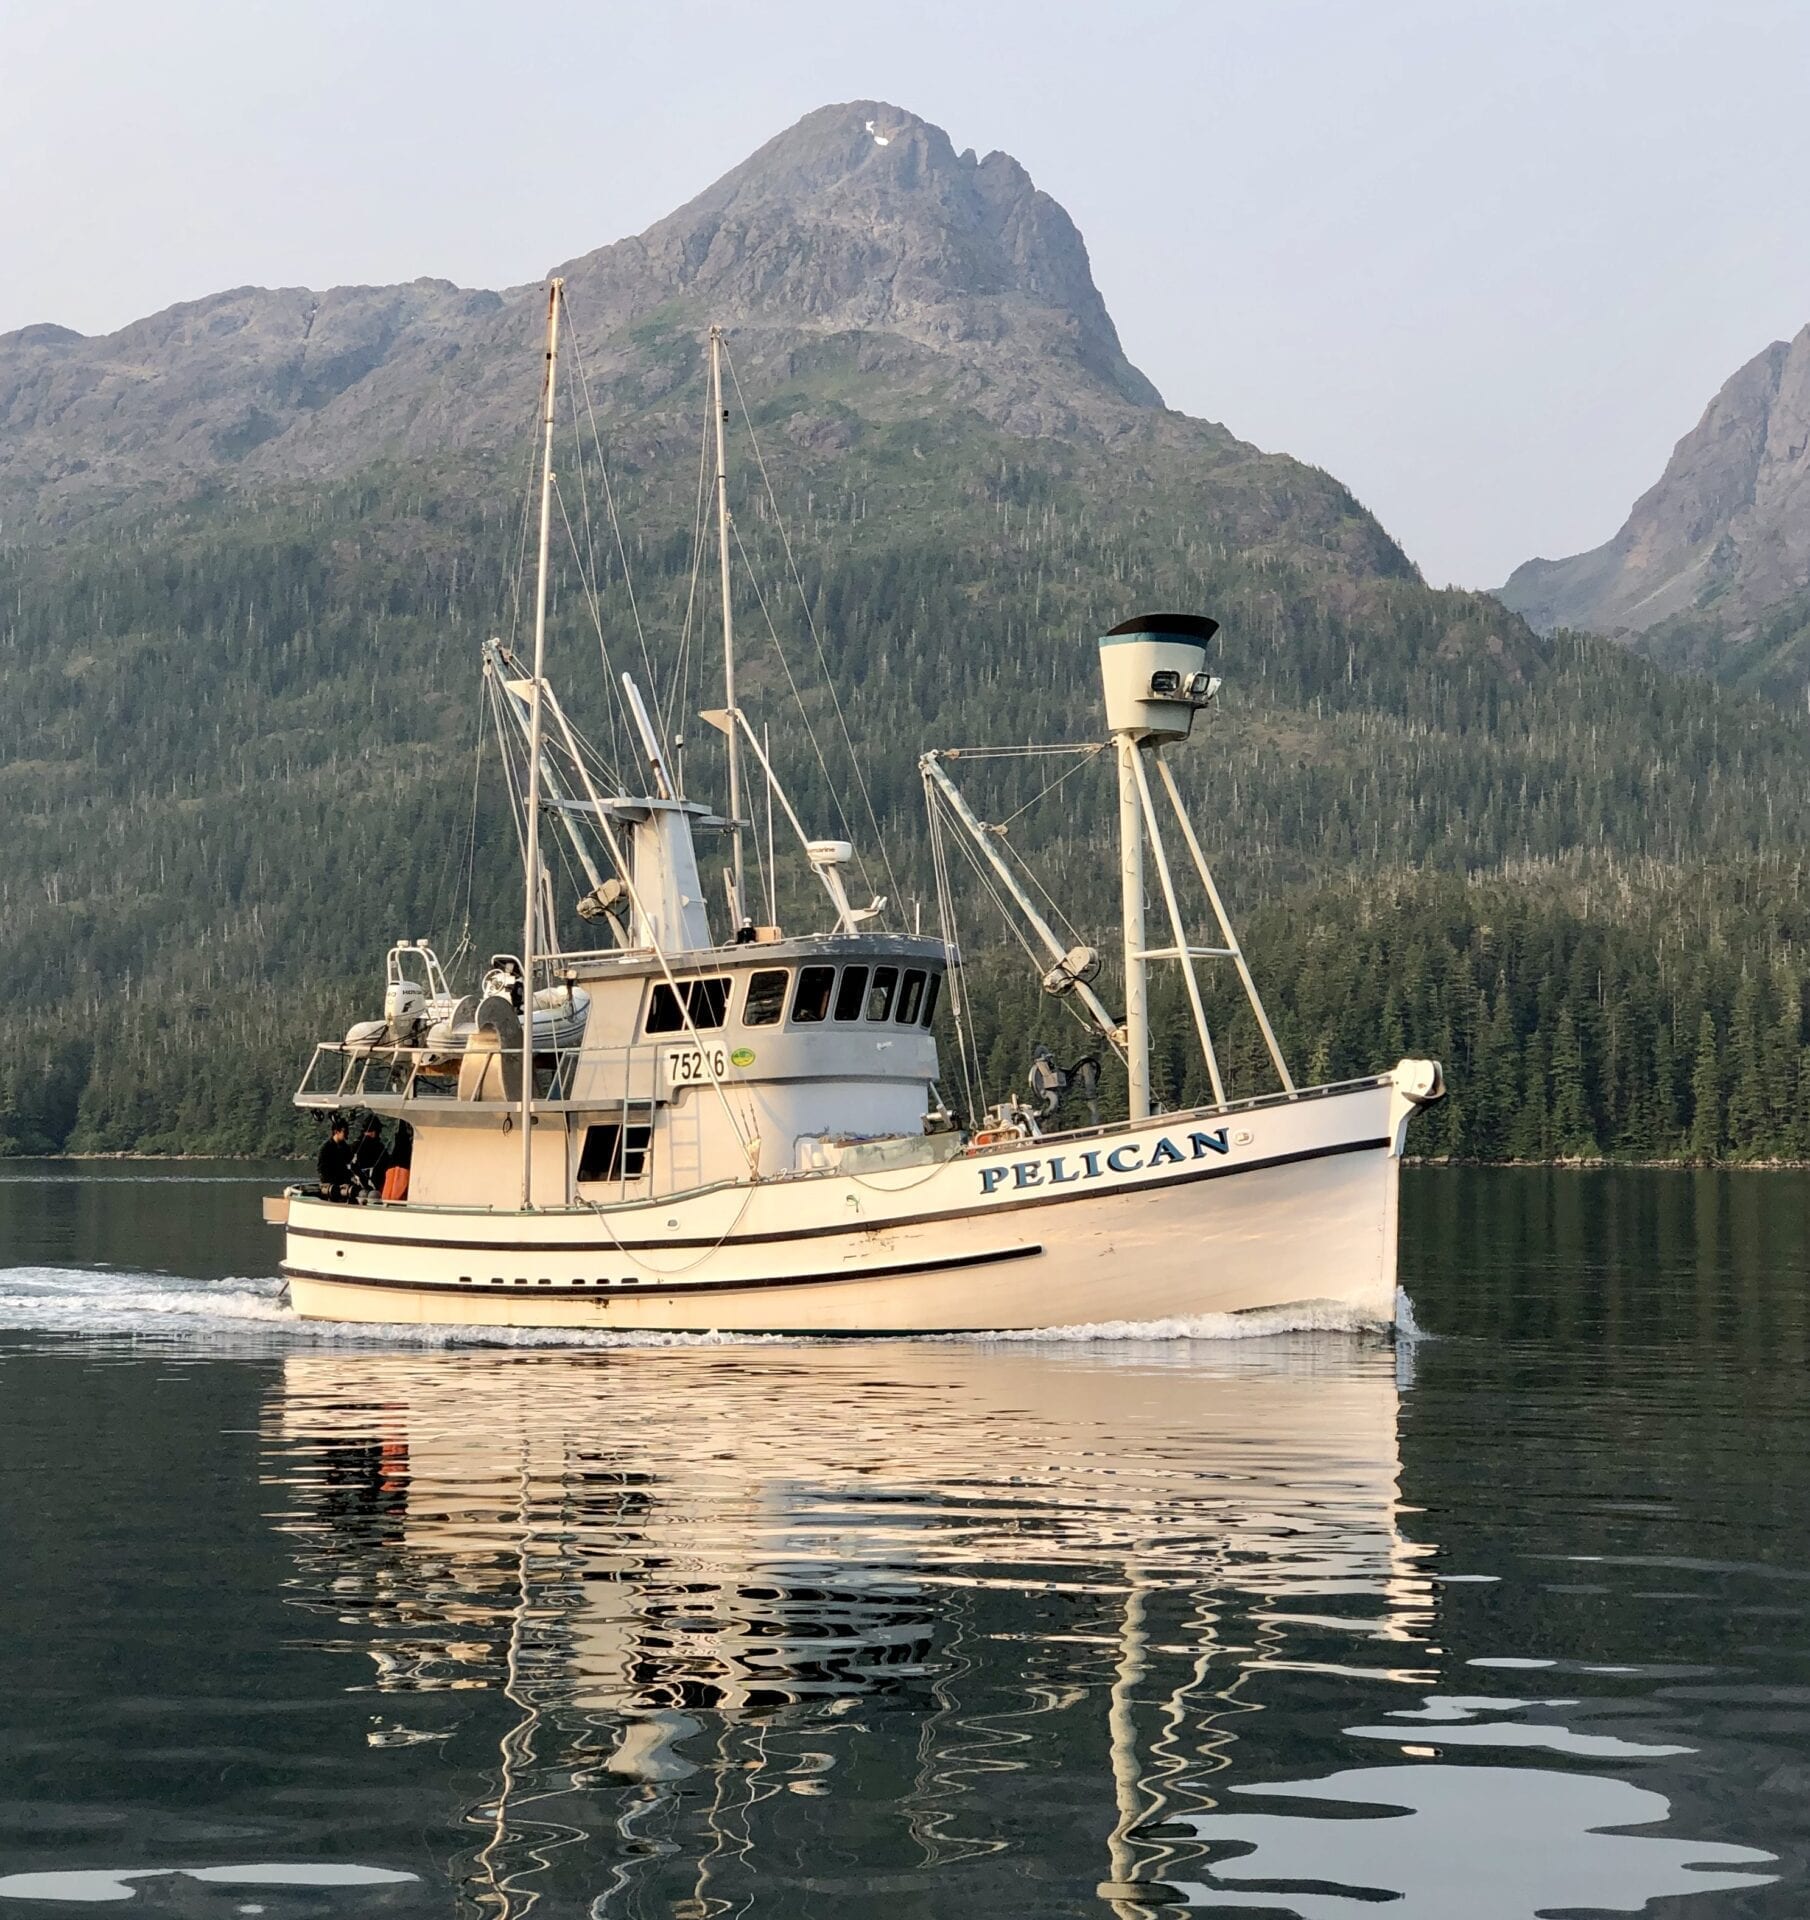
[709,325,746,928]
[520,279,563,1209]
[1116,736,1151,1121]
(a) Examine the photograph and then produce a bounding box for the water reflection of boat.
[263,1345,1774,1916]
[269,1343,1425,1913]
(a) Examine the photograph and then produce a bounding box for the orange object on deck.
[380,1166,410,1203]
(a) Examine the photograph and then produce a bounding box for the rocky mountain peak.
[553,100,1161,421]
[0,101,1174,531]
[0,322,83,350]
[1500,323,1810,641]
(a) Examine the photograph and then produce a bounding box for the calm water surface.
[1,1164,1807,1916]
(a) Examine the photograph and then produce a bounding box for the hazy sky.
[4,0,1807,586]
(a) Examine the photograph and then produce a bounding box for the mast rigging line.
[982,741,1108,840]
[547,473,630,787]
[921,754,1123,1058]
[923,770,1125,1064]
[931,739,1113,935]
[942,807,1115,1065]
[725,511,876,900]
[497,387,547,653]
[486,646,761,1170]
[935,743,1105,758]
[549,463,626,771]
[930,742,1108,930]
[932,760,1094,955]
[723,339,904,912]
[431,678,488,969]
[558,284,661,711]
[487,671,561,960]
[728,710,870,934]
[659,404,716,757]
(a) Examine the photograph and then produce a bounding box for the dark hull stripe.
[283,1240,1043,1300]
[285,1134,1392,1257]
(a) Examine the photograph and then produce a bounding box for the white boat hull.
[279,1069,1434,1334]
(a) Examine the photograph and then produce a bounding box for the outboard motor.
[383,976,429,1045]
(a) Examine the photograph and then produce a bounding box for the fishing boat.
[265,282,1443,1333]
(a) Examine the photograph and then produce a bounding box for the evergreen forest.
[7,350,1810,1165]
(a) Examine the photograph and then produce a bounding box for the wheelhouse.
[298,932,951,1206]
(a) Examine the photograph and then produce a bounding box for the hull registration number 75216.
[664,1046,729,1086]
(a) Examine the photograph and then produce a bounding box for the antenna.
[621,673,675,800]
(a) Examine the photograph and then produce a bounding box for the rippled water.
[1,1165,1807,1915]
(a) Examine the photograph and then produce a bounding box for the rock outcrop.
[1500,325,1810,641]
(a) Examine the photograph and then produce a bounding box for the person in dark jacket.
[317,1119,358,1203]
[352,1117,388,1194]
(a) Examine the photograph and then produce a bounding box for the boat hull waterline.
[280,1071,1427,1334]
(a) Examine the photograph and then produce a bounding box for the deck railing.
[298,1038,1388,1128]
[296,1040,661,1111]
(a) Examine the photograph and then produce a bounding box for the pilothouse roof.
[554,930,947,984]
[1103,611,1220,644]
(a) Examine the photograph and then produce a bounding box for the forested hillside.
[6,100,1810,1163]
[6,406,1810,1162]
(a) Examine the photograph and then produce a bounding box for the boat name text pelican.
[977,1128,1230,1196]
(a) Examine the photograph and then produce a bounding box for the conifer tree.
[1550,1004,1598,1158]
[1690,1011,1724,1162]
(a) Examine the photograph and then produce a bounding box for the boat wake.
[974,1297,1392,1342]
[0,1268,775,1349]
[0,1267,1398,1350]
[0,1267,298,1333]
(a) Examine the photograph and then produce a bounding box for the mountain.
[0,101,1310,536]
[1499,326,1810,695]
[5,101,1810,1166]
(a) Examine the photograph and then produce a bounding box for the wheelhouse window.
[645,976,730,1035]
[920,972,942,1026]
[689,977,729,1028]
[864,966,898,1022]
[742,969,789,1027]
[833,966,870,1022]
[577,1117,652,1183]
[895,969,927,1025]
[792,965,835,1023]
